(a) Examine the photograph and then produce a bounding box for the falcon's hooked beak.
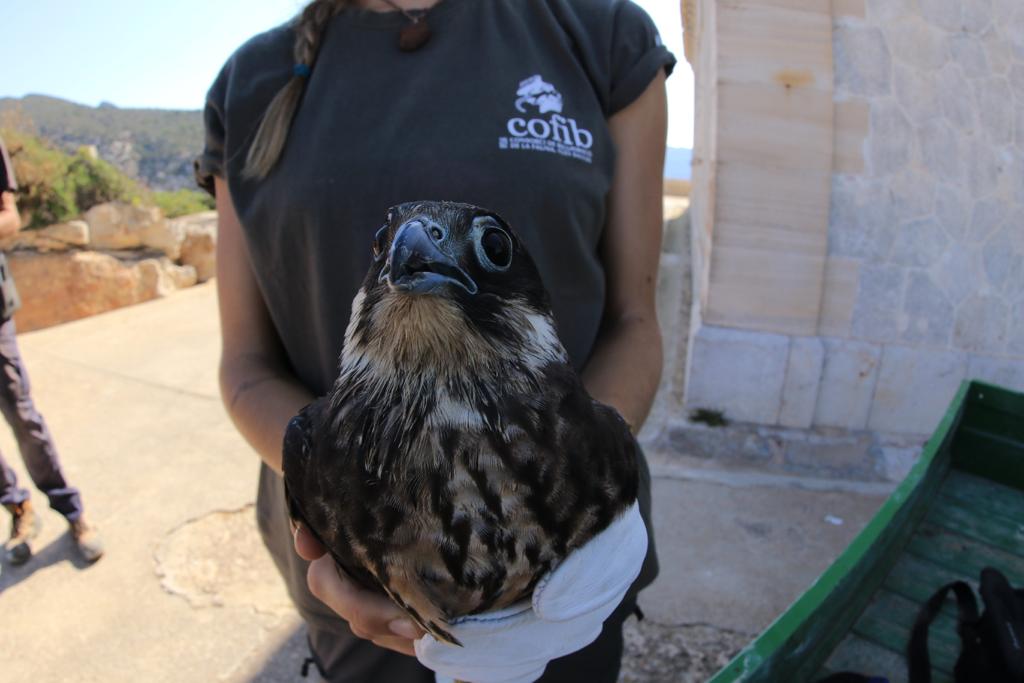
[384,218,478,295]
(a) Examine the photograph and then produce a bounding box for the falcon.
[283,201,640,645]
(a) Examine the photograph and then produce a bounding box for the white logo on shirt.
[515,75,563,114]
[498,74,593,164]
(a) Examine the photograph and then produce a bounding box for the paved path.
[0,284,888,682]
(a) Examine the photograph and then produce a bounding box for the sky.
[1,1,694,148]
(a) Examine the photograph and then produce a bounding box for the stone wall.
[4,207,216,333]
[826,0,1024,432]
[681,0,1024,437]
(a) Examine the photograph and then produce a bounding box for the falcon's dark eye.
[479,227,512,271]
[372,225,388,261]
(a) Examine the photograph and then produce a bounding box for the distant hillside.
[1,94,695,188]
[0,95,202,192]
[665,147,693,180]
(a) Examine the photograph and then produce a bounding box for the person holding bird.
[197,0,674,680]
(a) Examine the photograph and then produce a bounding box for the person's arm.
[0,191,22,238]
[581,70,668,431]
[215,176,314,473]
[215,177,425,652]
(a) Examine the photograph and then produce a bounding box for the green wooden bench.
[709,380,1024,683]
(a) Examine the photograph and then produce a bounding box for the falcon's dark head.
[341,201,566,377]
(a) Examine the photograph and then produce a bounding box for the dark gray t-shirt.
[198,0,674,638]
[197,0,674,396]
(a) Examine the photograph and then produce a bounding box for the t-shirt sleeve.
[607,1,676,115]
[194,61,231,197]
[0,137,17,193]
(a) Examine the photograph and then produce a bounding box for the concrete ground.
[0,283,890,682]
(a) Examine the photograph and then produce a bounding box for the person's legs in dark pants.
[0,446,40,564]
[537,595,634,683]
[0,317,101,562]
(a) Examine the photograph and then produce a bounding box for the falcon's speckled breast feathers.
[283,201,640,645]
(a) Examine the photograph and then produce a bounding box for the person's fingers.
[369,634,417,657]
[293,522,326,561]
[306,555,426,649]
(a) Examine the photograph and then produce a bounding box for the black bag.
[908,567,1024,683]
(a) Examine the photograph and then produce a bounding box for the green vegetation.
[2,127,212,228]
[151,188,215,217]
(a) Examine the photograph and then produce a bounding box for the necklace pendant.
[399,20,431,51]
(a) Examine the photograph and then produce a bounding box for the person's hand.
[415,502,648,683]
[293,522,425,655]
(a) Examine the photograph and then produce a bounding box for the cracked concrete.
[154,505,292,616]
[0,283,889,681]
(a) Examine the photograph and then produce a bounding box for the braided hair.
[243,0,350,180]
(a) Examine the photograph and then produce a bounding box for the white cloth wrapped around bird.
[282,201,648,682]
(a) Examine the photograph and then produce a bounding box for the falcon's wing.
[282,399,381,593]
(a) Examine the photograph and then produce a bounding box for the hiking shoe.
[4,500,41,565]
[69,517,104,563]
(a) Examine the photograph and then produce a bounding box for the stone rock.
[684,325,789,425]
[919,0,964,32]
[1015,105,1024,154]
[992,0,1018,24]
[889,217,948,268]
[888,18,949,70]
[168,210,217,237]
[869,103,913,175]
[170,211,218,283]
[779,337,825,429]
[966,141,1002,197]
[889,169,937,222]
[934,185,971,239]
[7,251,196,333]
[1009,302,1024,355]
[0,220,90,253]
[84,202,164,251]
[834,26,892,97]
[40,220,90,248]
[180,230,216,283]
[894,65,941,125]
[961,0,993,33]
[866,0,917,22]
[973,77,1014,145]
[140,219,185,260]
[814,338,883,430]
[917,119,962,184]
[138,258,198,297]
[902,271,954,346]
[985,37,1014,75]
[828,177,866,258]
[968,197,1009,242]
[949,34,991,79]
[830,177,900,261]
[931,246,982,306]
[1010,64,1024,101]
[953,293,1009,353]
[868,345,968,434]
[982,225,1024,298]
[967,356,1024,393]
[851,264,906,342]
[938,65,976,133]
